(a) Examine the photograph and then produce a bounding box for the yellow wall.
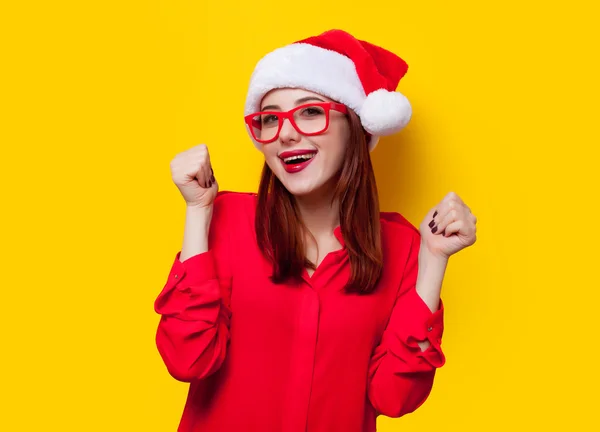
[2,1,597,430]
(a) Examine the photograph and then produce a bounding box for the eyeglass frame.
[244,102,349,144]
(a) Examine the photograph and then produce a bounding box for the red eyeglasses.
[244,102,348,144]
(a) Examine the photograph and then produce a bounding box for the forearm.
[366,237,447,412]
[415,242,448,351]
[180,205,213,262]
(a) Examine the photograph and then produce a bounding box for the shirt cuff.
[169,250,218,291]
[397,287,444,349]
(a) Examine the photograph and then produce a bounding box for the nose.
[278,117,301,145]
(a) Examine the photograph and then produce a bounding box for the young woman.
[154,29,477,432]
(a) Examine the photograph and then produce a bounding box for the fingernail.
[211,174,215,182]
[429,219,435,228]
[433,211,438,218]
[431,225,437,234]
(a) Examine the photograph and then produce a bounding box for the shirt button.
[174,274,179,279]
[427,326,433,332]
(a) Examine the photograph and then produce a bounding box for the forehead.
[261,87,333,108]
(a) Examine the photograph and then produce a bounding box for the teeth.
[283,153,315,163]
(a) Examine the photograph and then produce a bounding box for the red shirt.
[154,191,445,432]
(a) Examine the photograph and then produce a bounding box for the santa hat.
[244,29,412,151]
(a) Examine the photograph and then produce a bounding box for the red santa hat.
[244,29,412,151]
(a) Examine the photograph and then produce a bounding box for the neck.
[294,188,340,237]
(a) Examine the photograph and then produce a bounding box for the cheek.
[324,128,349,169]
[262,147,279,169]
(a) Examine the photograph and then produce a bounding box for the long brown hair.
[255,108,383,294]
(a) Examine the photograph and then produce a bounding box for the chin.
[279,176,322,197]
[267,159,334,197]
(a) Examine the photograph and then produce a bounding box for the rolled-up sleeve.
[153,193,233,383]
[367,232,446,418]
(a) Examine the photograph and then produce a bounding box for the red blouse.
[154,191,445,432]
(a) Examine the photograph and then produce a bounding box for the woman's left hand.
[419,191,477,260]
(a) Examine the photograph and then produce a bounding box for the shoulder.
[380,211,421,253]
[212,191,257,230]
[214,190,257,212]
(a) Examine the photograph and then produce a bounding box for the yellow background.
[1,1,598,430]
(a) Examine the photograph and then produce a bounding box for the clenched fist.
[419,191,477,260]
[170,144,218,209]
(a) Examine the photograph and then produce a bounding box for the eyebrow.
[261,96,325,111]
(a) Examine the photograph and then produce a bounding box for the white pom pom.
[359,89,412,136]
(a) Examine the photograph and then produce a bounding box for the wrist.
[419,242,449,267]
[186,201,213,212]
[416,242,447,304]
[186,203,213,219]
[181,204,213,261]
[184,204,213,234]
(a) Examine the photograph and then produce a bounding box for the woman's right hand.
[171,144,218,209]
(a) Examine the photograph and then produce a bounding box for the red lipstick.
[279,149,317,174]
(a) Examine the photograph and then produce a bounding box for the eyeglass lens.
[250,105,327,142]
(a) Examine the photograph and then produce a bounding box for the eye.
[301,106,325,117]
[261,114,279,126]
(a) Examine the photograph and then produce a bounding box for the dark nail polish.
[433,211,438,218]
[211,174,215,182]
[431,225,437,233]
[429,219,435,228]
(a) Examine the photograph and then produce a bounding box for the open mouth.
[282,153,316,165]
[279,150,318,173]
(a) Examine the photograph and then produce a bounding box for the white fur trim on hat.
[245,43,366,116]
